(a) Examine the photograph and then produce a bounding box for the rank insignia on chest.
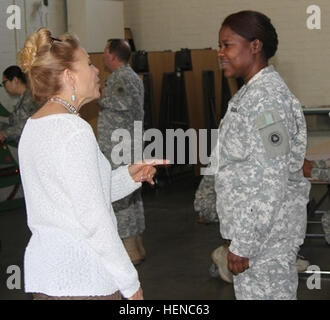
[231,107,237,112]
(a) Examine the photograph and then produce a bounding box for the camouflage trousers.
[234,248,299,300]
[321,211,330,245]
[112,189,145,239]
[194,174,218,223]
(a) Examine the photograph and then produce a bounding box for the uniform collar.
[233,65,275,102]
[246,65,274,87]
[17,88,28,103]
[113,64,130,74]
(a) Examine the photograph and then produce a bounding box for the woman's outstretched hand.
[128,159,171,185]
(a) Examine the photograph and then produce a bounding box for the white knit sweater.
[18,114,141,298]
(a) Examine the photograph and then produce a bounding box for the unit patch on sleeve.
[255,110,290,158]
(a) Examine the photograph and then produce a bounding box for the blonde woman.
[18,28,166,300]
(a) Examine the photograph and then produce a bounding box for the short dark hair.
[222,11,278,60]
[3,65,27,84]
[107,39,131,63]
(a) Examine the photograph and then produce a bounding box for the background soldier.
[304,158,330,182]
[1,65,37,151]
[98,39,146,265]
[0,65,37,201]
[194,173,218,224]
[304,158,330,245]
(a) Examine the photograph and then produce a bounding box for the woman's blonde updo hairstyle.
[18,28,80,104]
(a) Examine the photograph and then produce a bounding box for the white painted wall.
[67,0,124,53]
[123,0,330,108]
[1,1,329,110]
[0,0,67,111]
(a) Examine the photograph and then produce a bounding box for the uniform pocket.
[255,110,290,159]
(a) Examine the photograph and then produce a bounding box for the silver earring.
[71,88,76,102]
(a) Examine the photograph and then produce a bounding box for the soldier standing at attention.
[213,11,311,299]
[98,39,146,265]
[0,66,37,147]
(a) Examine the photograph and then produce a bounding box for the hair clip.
[50,37,62,44]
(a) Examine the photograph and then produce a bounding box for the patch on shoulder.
[117,86,125,95]
[255,109,290,158]
[111,80,126,97]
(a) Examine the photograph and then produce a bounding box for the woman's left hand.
[227,250,249,275]
[128,159,170,185]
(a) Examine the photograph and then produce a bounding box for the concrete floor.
[0,171,330,300]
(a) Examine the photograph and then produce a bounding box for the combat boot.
[296,254,310,272]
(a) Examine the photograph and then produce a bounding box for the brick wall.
[123,0,330,107]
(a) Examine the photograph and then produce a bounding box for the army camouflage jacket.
[213,66,310,261]
[98,65,144,168]
[311,159,330,181]
[2,89,37,144]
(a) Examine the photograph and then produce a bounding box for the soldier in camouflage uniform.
[310,159,330,181]
[311,160,330,244]
[211,11,311,299]
[1,66,37,147]
[0,66,37,201]
[303,159,330,245]
[194,173,218,223]
[1,66,37,165]
[322,211,330,245]
[98,39,145,265]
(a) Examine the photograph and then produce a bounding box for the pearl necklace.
[49,97,79,115]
